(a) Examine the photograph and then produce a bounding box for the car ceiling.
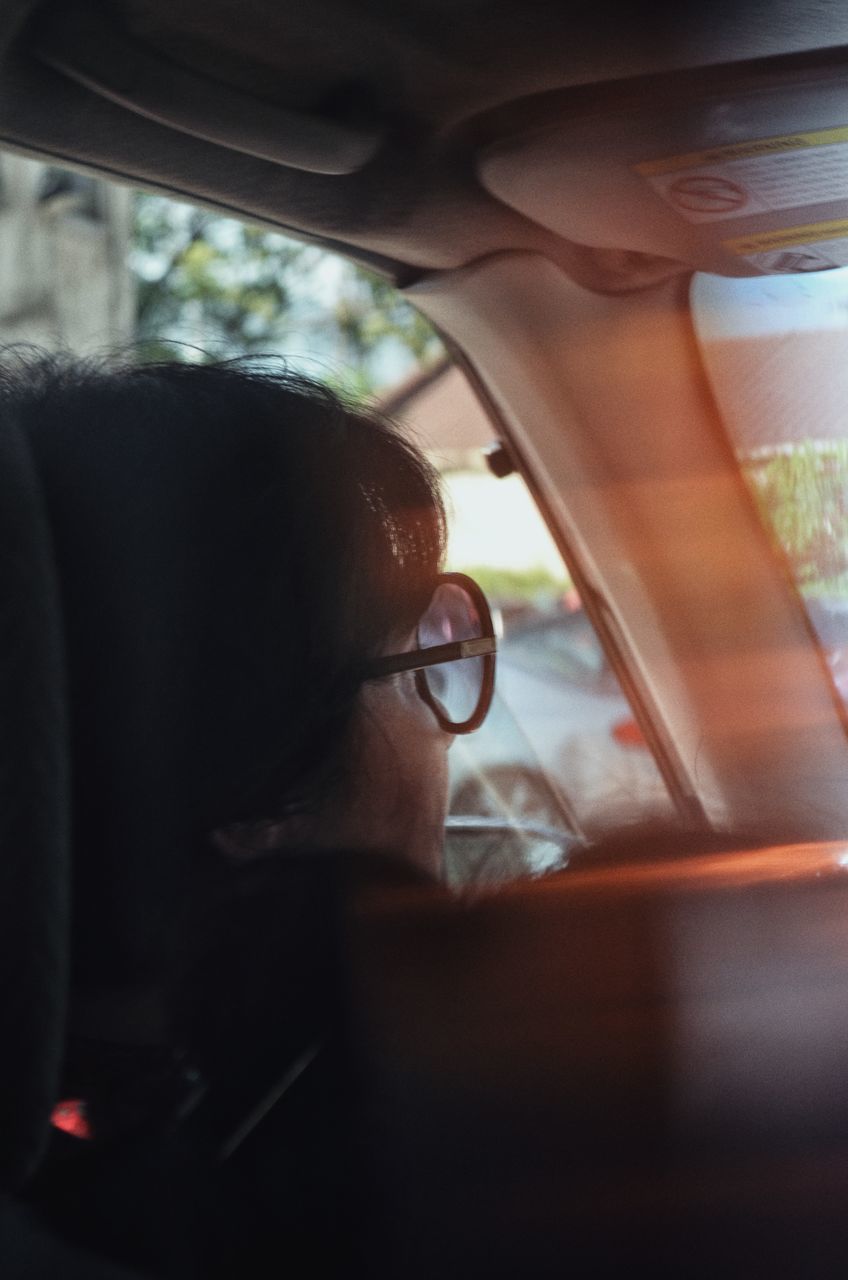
[0,0,846,287]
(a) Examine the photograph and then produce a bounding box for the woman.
[1,350,495,1275]
[5,350,495,949]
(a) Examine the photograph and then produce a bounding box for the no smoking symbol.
[668,175,748,213]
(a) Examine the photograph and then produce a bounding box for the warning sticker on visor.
[635,126,848,224]
[724,219,848,272]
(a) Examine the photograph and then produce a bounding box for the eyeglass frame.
[363,571,497,734]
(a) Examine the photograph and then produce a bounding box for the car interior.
[4,0,848,1274]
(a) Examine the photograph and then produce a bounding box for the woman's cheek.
[355,676,451,875]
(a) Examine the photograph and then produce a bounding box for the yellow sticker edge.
[724,218,848,256]
[635,126,848,177]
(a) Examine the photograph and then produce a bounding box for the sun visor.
[29,1,380,176]
[480,72,848,277]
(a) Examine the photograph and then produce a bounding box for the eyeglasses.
[365,572,496,734]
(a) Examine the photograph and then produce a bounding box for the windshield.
[692,268,848,717]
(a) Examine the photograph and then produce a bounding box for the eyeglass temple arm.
[365,636,496,679]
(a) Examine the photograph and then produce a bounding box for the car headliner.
[0,0,846,286]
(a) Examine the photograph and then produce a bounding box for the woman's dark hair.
[2,348,445,984]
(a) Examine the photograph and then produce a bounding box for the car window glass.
[398,382,675,860]
[504,612,609,686]
[692,268,848,714]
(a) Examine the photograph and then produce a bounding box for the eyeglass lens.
[418,581,485,727]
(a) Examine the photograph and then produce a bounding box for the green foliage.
[744,441,848,591]
[457,563,571,606]
[334,268,442,366]
[131,194,443,396]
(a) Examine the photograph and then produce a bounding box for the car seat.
[0,411,70,1195]
[0,398,369,1277]
[0,410,160,1275]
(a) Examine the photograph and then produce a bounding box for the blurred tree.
[745,441,848,590]
[131,193,443,396]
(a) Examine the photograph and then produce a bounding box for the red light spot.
[51,1099,92,1140]
[612,717,646,749]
